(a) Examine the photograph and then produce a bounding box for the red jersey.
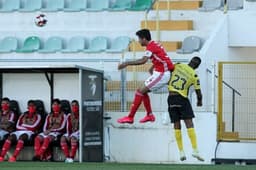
[66,113,79,136]
[43,113,66,133]
[145,41,174,72]
[16,112,42,132]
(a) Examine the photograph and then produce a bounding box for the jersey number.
[171,75,187,90]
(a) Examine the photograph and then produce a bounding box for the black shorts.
[167,94,195,123]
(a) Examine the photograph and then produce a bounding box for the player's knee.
[174,122,181,129]
[71,137,77,143]
[60,136,66,142]
[19,134,28,141]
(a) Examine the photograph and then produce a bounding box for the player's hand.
[197,101,202,107]
[44,130,50,135]
[118,63,127,70]
[148,66,154,75]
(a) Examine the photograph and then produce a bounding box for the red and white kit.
[144,40,174,91]
[39,113,67,138]
[63,113,79,139]
[13,113,42,139]
[0,111,15,140]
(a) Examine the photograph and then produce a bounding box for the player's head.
[27,100,36,115]
[71,100,79,116]
[51,98,61,115]
[189,56,201,69]
[136,29,151,46]
[1,97,10,111]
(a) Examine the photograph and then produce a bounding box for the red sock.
[1,139,11,157]
[128,90,144,118]
[38,137,51,155]
[143,93,152,115]
[34,136,42,156]
[70,142,78,159]
[13,140,24,158]
[61,141,70,158]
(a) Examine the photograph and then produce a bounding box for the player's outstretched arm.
[195,89,203,107]
[118,56,148,70]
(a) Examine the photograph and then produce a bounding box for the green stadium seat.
[19,0,42,12]
[61,36,86,53]
[106,36,130,53]
[83,36,108,53]
[128,0,152,11]
[38,36,63,53]
[86,0,108,12]
[16,36,41,53]
[0,0,20,12]
[63,0,87,12]
[109,0,132,11]
[41,0,64,12]
[0,37,18,53]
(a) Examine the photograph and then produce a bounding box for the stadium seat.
[10,100,21,117]
[84,36,108,53]
[176,36,202,54]
[109,0,132,11]
[38,36,63,53]
[60,100,71,114]
[19,0,42,12]
[41,0,64,12]
[61,36,86,53]
[128,0,152,11]
[0,0,20,12]
[199,0,222,11]
[16,36,41,53]
[227,0,243,10]
[63,0,87,12]
[86,0,108,11]
[34,100,46,116]
[106,36,130,53]
[0,37,18,53]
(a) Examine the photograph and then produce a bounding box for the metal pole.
[232,90,235,132]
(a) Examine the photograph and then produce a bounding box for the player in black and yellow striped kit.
[168,56,204,162]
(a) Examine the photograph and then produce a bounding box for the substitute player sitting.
[60,100,79,163]
[0,97,15,141]
[117,29,174,124]
[33,99,66,161]
[0,100,42,162]
[167,57,204,161]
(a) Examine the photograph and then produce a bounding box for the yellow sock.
[187,128,198,150]
[174,129,183,151]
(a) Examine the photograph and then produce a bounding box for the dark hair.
[71,100,79,105]
[192,56,201,64]
[136,29,151,41]
[27,100,35,106]
[52,98,61,105]
[1,97,10,103]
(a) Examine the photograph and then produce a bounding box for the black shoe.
[32,155,41,161]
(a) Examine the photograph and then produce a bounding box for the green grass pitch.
[1,162,256,170]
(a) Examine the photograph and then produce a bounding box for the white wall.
[228,11,256,47]
[3,73,79,112]
[104,112,216,164]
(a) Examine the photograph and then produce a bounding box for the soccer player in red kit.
[60,100,79,163]
[117,29,174,124]
[0,100,42,162]
[0,98,15,140]
[33,99,66,161]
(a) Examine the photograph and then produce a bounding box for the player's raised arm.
[118,56,148,70]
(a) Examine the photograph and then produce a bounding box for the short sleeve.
[144,50,152,58]
[193,74,201,90]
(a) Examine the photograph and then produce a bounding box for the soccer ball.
[35,14,47,27]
